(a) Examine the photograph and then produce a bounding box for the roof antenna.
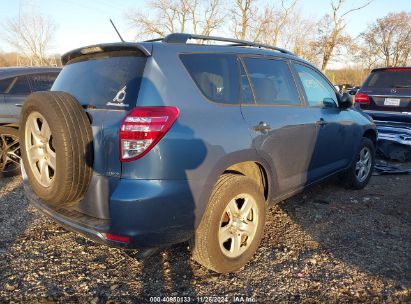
[110,19,125,42]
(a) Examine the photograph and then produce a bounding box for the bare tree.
[253,0,298,46]
[281,10,320,65]
[314,0,373,72]
[1,13,57,66]
[231,0,298,45]
[127,0,224,39]
[361,12,411,67]
[231,0,254,40]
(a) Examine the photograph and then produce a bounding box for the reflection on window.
[295,64,336,107]
[180,54,241,104]
[243,58,300,105]
[29,73,58,92]
[9,76,31,95]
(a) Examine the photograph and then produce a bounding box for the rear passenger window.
[180,54,241,104]
[243,57,300,105]
[9,76,31,94]
[0,78,14,93]
[29,73,58,91]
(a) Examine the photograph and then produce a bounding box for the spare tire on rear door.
[20,91,93,206]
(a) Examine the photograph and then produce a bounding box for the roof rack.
[146,33,295,56]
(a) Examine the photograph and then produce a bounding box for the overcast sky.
[0,0,410,55]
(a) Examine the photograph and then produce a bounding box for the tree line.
[1,0,410,84]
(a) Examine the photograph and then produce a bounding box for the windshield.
[52,51,146,109]
[363,69,411,89]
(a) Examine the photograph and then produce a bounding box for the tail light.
[105,233,130,243]
[119,106,179,162]
[354,92,370,104]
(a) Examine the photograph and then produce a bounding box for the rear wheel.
[0,127,20,177]
[191,174,266,273]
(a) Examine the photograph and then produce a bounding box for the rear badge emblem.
[106,86,129,107]
[391,88,397,94]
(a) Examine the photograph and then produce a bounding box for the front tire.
[191,174,266,273]
[343,137,375,189]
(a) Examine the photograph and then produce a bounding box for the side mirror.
[323,97,337,108]
[338,92,353,108]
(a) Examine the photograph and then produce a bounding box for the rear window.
[29,73,59,91]
[180,53,241,104]
[9,76,31,95]
[52,51,146,109]
[363,69,411,88]
[0,78,14,93]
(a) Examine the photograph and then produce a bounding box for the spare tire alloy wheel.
[219,193,259,258]
[0,127,20,177]
[20,91,93,205]
[24,112,56,187]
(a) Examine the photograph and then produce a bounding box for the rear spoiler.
[61,42,152,65]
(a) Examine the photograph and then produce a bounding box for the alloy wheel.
[24,112,56,187]
[218,193,259,258]
[0,133,20,174]
[355,146,372,183]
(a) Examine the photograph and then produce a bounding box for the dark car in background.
[355,67,411,153]
[355,67,411,123]
[0,67,61,176]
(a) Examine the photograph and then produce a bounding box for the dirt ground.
[0,172,410,303]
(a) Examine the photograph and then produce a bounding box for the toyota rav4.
[20,33,376,273]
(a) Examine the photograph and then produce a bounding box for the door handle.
[15,104,23,107]
[253,121,271,132]
[316,118,328,127]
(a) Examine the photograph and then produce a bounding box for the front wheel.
[0,127,21,177]
[342,137,375,189]
[191,174,266,273]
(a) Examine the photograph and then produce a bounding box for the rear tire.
[0,127,21,178]
[191,174,266,273]
[19,91,93,206]
[342,137,375,189]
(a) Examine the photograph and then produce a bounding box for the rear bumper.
[358,110,411,146]
[22,165,196,249]
[363,110,411,126]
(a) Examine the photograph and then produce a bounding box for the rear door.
[240,56,318,194]
[292,62,354,179]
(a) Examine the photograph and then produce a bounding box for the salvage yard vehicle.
[20,34,376,273]
[0,67,60,177]
[355,67,411,158]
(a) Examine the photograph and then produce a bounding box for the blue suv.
[20,34,376,273]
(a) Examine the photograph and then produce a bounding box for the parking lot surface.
[1,174,410,303]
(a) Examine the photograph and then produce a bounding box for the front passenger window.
[294,63,337,107]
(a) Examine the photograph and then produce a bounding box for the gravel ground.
[0,173,410,303]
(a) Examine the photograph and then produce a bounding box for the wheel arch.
[363,128,377,147]
[193,150,279,229]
